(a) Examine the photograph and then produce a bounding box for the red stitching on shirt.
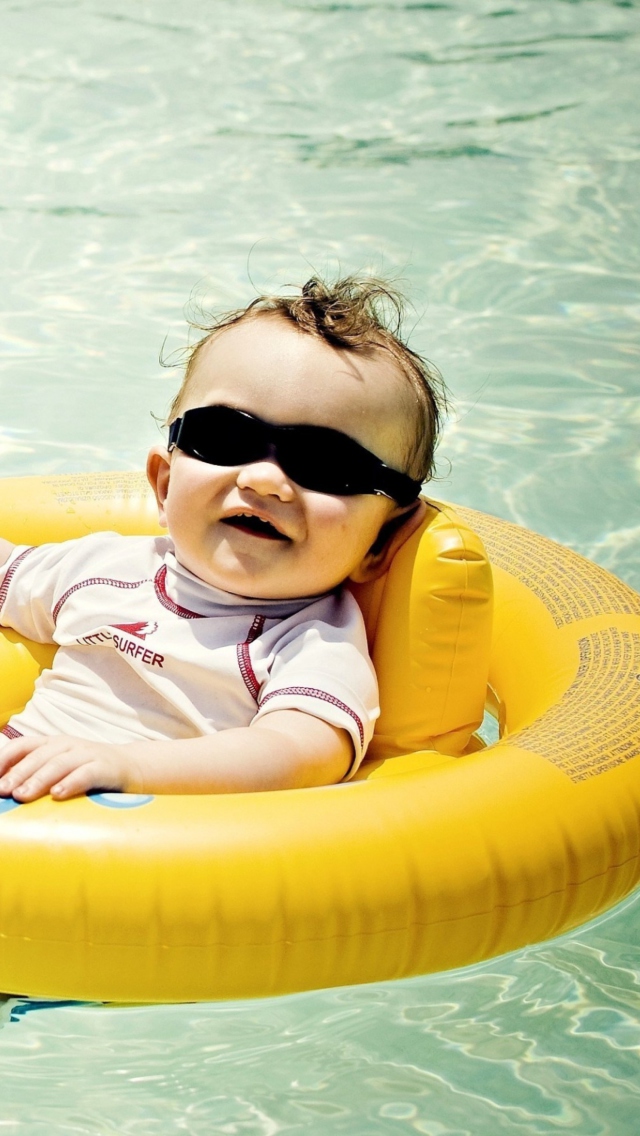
[259,686,365,749]
[1,725,23,740]
[154,564,205,619]
[0,546,37,611]
[53,576,149,623]
[236,614,266,700]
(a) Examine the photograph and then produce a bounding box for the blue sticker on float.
[0,798,21,814]
[88,792,154,809]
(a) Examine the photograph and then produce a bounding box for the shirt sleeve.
[0,538,92,643]
[251,590,379,778]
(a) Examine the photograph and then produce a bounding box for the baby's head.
[148,276,446,600]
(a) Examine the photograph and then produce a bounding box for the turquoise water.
[1,0,639,1131]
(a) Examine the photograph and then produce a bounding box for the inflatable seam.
[0,852,636,953]
[434,508,488,737]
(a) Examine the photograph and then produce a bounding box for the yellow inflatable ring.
[0,472,639,1004]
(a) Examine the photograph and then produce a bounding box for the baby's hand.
[0,735,133,802]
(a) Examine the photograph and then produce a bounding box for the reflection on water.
[0,0,639,1132]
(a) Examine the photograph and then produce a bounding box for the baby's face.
[148,316,418,599]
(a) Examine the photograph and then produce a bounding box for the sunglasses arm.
[167,419,183,452]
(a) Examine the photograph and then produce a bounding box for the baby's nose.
[235,458,295,502]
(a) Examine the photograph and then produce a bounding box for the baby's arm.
[0,710,353,802]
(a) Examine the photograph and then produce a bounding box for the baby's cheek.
[311,498,387,558]
[309,498,354,539]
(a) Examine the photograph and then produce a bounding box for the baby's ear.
[146,445,172,529]
[349,499,426,584]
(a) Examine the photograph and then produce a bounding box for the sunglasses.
[168,405,422,506]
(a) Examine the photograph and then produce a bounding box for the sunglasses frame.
[168,405,422,506]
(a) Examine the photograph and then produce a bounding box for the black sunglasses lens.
[182,407,265,465]
[279,429,373,495]
[175,407,402,498]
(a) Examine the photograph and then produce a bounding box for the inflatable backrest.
[0,474,492,757]
[351,500,493,759]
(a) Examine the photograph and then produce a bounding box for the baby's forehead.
[195,316,410,402]
[184,316,417,468]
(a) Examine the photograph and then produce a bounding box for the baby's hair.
[167,275,447,483]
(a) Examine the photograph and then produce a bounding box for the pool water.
[1,1,639,1132]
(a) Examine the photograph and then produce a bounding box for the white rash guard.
[0,533,379,776]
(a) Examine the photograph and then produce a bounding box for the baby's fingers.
[0,751,51,798]
[0,738,128,802]
[50,762,119,800]
[0,735,46,776]
[1,748,83,802]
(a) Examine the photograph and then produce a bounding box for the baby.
[0,277,443,802]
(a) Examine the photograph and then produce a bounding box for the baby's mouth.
[222,513,290,541]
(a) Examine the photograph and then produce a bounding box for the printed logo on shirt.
[112,620,158,639]
[111,633,165,668]
[76,624,165,668]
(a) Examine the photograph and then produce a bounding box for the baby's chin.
[172,536,351,601]
[212,572,341,602]
[180,557,330,602]
[206,566,344,602]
